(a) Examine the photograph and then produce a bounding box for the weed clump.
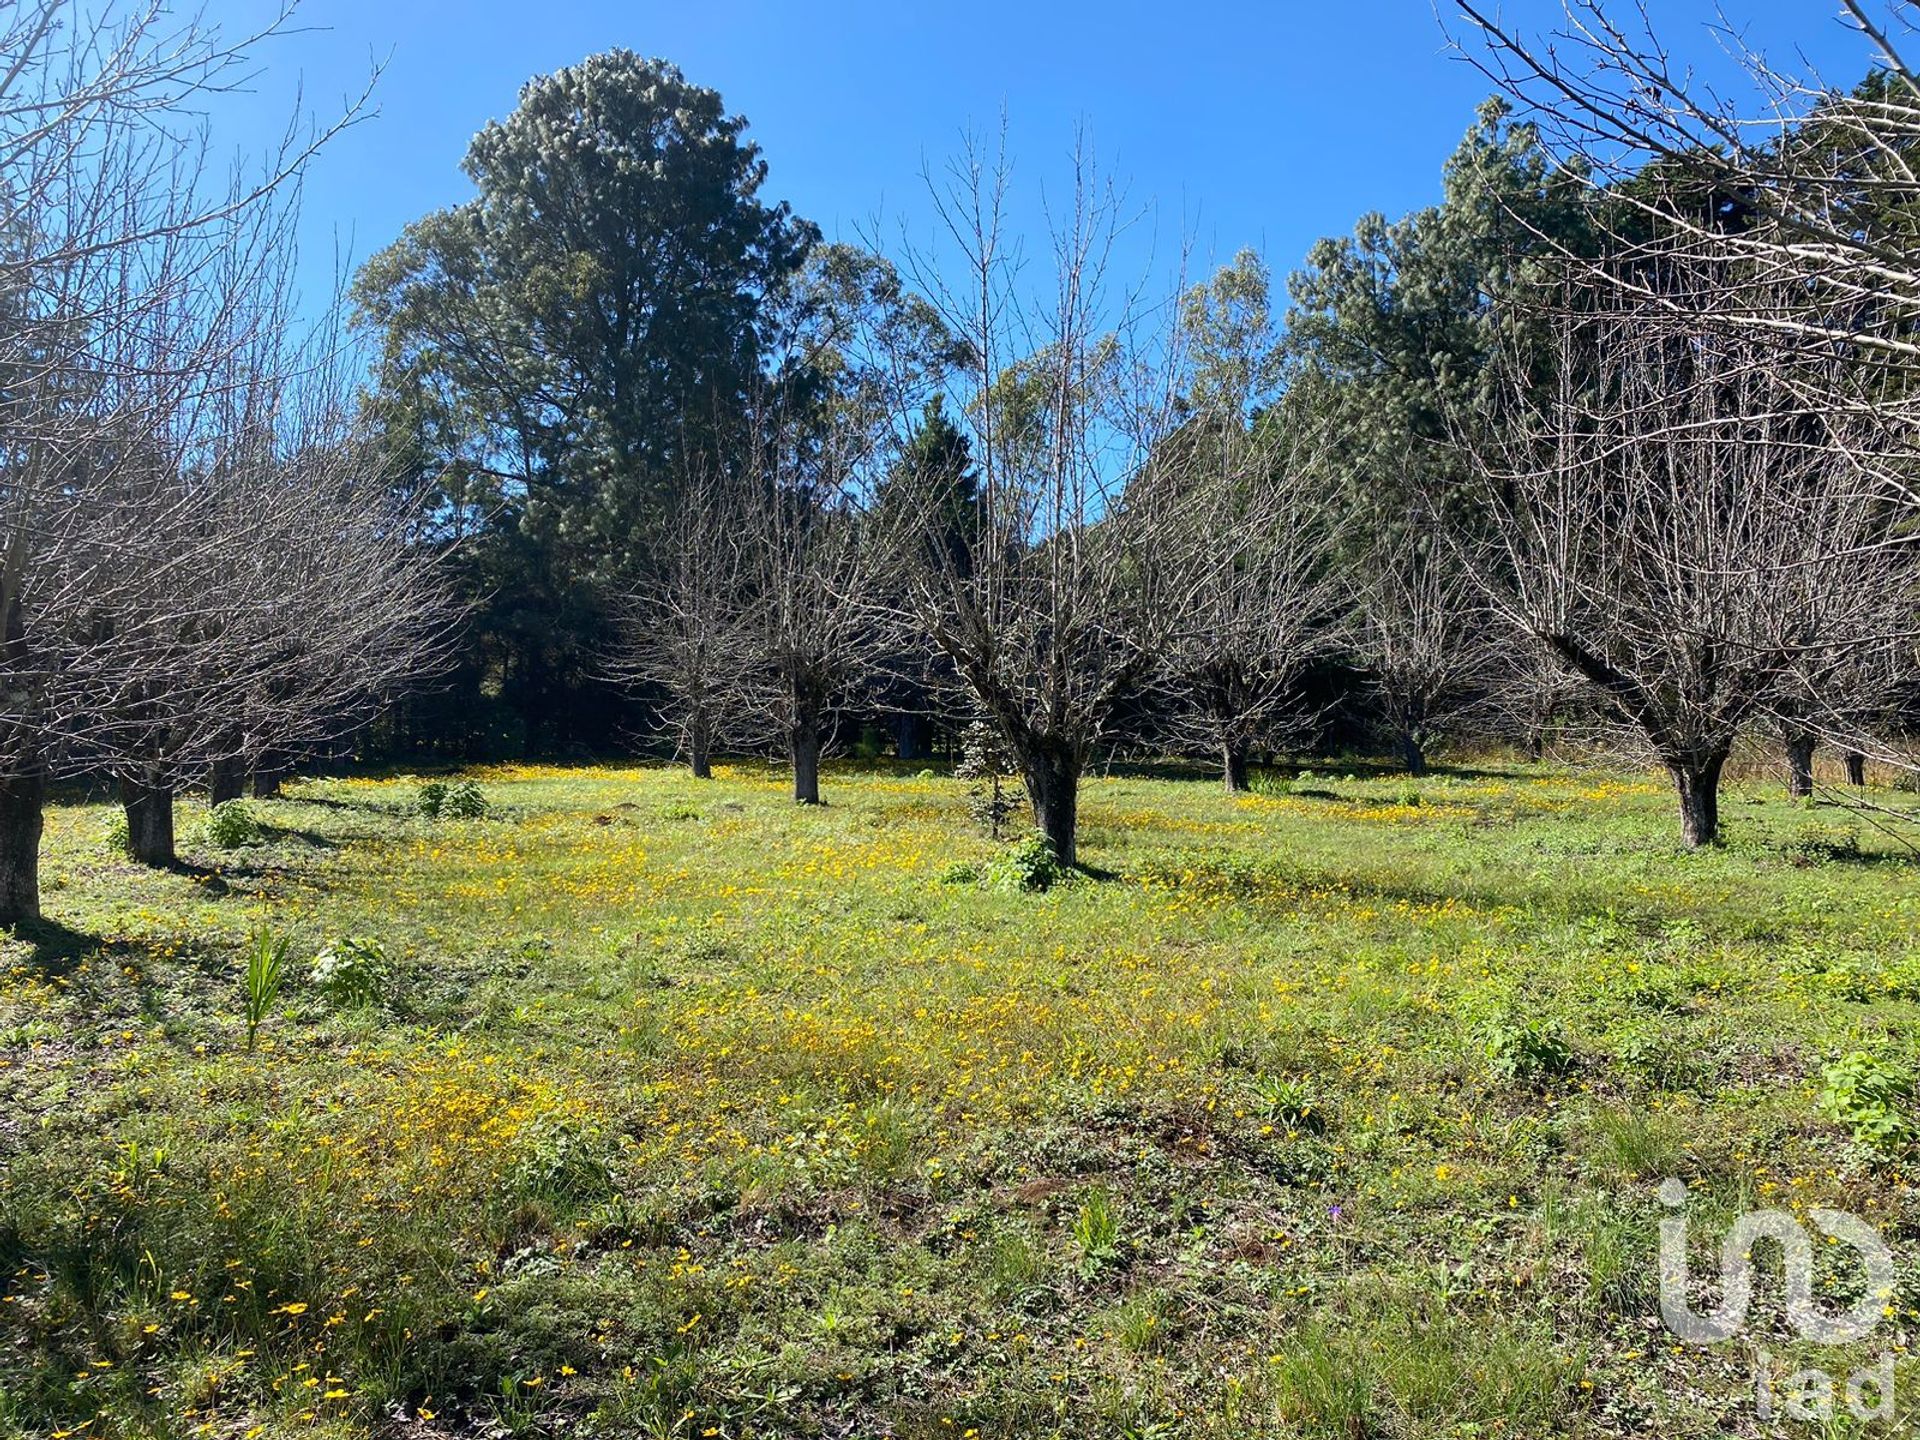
[987,831,1070,892]
[1819,1051,1912,1156]
[310,936,391,1008]
[419,778,489,819]
[1483,1014,1575,1083]
[1072,1185,1122,1279]
[204,800,262,849]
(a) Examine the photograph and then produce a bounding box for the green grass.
[4,758,1920,1437]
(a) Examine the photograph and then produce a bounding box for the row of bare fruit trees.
[0,3,448,925]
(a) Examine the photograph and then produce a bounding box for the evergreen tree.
[353,52,816,752]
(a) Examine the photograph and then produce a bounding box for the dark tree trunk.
[1222,742,1250,793]
[789,672,827,805]
[791,722,821,805]
[209,756,245,806]
[252,760,285,800]
[1020,742,1081,868]
[894,712,928,763]
[1785,735,1816,800]
[1844,749,1867,787]
[1526,728,1545,764]
[1399,731,1428,777]
[0,768,45,926]
[120,775,176,867]
[1667,751,1727,848]
[688,713,713,780]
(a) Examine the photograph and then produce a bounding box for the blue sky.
[198,1,1878,318]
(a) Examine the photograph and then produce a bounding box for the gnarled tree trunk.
[1785,735,1816,800]
[789,676,826,805]
[0,768,45,927]
[252,758,285,800]
[791,725,821,804]
[1844,749,1867,787]
[120,774,176,867]
[209,756,245,805]
[1222,742,1250,794]
[1399,731,1428,777]
[1020,740,1081,868]
[688,711,713,780]
[1667,750,1727,849]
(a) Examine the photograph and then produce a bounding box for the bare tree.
[96,329,454,868]
[616,457,754,778]
[0,0,388,904]
[1452,0,1920,796]
[1150,254,1343,791]
[1148,421,1342,790]
[733,392,898,805]
[1352,527,1495,777]
[893,132,1187,866]
[1497,636,1590,764]
[618,244,943,792]
[1469,270,1920,845]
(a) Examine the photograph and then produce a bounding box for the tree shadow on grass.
[10,916,102,975]
[278,792,402,818]
[252,823,343,852]
[155,858,234,896]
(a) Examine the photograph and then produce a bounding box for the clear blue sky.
[199,1,1877,317]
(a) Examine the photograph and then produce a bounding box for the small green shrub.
[1255,1074,1322,1130]
[242,927,291,1051]
[955,720,1020,839]
[445,780,489,819]
[101,813,131,856]
[1072,1185,1122,1279]
[938,861,980,885]
[203,800,262,849]
[987,832,1069,892]
[1483,1015,1575,1083]
[1819,1051,1913,1156]
[419,778,488,819]
[310,936,390,1008]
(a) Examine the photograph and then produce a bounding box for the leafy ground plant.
[310,936,391,1008]
[204,799,263,849]
[986,830,1070,891]
[1819,1050,1913,1156]
[243,925,291,1049]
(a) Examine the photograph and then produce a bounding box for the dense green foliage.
[355,51,815,751]
[1281,100,1594,532]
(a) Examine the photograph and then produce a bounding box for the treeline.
[353,39,1920,855]
[355,67,1587,778]
[8,2,1918,927]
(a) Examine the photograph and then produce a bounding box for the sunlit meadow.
[5,759,1920,1438]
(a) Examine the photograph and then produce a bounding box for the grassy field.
[4,758,1920,1438]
